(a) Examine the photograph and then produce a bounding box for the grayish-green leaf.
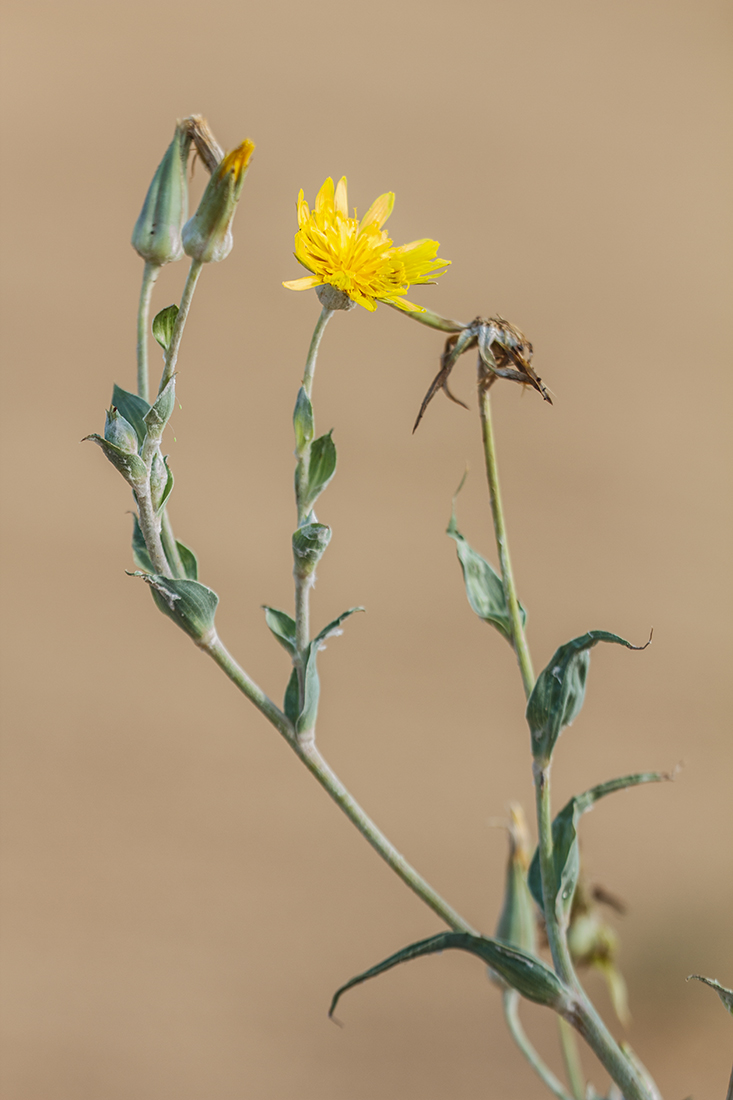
[292,523,331,577]
[284,668,299,725]
[303,431,336,509]
[447,493,526,644]
[83,433,148,483]
[155,457,174,514]
[527,631,650,763]
[112,384,150,448]
[528,772,667,921]
[263,607,297,656]
[314,607,364,646]
[175,540,198,581]
[152,304,179,351]
[297,641,320,735]
[688,975,733,1017]
[144,376,176,436]
[135,574,218,641]
[132,515,154,573]
[293,387,314,452]
[329,932,567,1020]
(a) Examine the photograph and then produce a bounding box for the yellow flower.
[282,177,449,312]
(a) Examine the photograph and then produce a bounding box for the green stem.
[160,511,185,578]
[726,1059,733,1100]
[478,385,534,698]
[159,258,203,394]
[134,479,171,577]
[301,305,333,404]
[202,632,476,933]
[136,261,160,404]
[503,991,573,1100]
[558,1017,586,1099]
[384,300,466,333]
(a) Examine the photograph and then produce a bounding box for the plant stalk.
[503,990,573,1100]
[136,260,160,403]
[558,1016,586,1099]
[159,258,203,394]
[201,632,476,933]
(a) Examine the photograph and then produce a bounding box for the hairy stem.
[202,632,476,932]
[159,258,203,394]
[503,990,573,1100]
[134,480,171,577]
[136,260,160,404]
[558,1016,586,1099]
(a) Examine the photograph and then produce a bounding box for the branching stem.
[503,990,573,1100]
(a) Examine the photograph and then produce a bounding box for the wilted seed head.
[567,876,631,1026]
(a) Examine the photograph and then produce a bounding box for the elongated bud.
[493,804,537,964]
[131,124,189,265]
[104,406,139,454]
[182,140,255,263]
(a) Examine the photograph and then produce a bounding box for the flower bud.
[104,406,139,454]
[131,124,189,265]
[490,804,537,989]
[182,140,255,263]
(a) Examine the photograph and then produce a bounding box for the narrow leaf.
[111,384,150,448]
[304,431,336,508]
[297,641,320,735]
[688,975,733,1017]
[447,492,525,644]
[263,606,297,656]
[132,514,154,573]
[152,304,179,351]
[156,457,174,514]
[527,631,650,763]
[330,932,567,1020]
[528,772,668,921]
[293,386,314,451]
[284,668,299,725]
[175,540,198,581]
[314,607,364,646]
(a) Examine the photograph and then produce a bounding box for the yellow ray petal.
[315,177,335,215]
[360,191,395,230]
[282,274,324,291]
[334,177,349,217]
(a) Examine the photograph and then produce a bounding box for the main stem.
[159,258,203,394]
[202,633,476,933]
[479,383,657,1100]
[137,261,160,403]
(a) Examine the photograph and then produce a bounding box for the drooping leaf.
[527,631,650,764]
[132,514,154,573]
[303,431,336,509]
[329,932,567,1020]
[446,488,525,644]
[263,607,297,656]
[134,573,218,642]
[314,607,364,646]
[284,668,299,725]
[528,772,667,922]
[175,540,198,581]
[688,975,733,1017]
[293,386,314,452]
[152,304,179,352]
[111,384,151,448]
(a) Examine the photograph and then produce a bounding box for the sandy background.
[1,0,731,1097]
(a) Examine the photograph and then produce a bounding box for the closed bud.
[182,140,255,263]
[104,406,139,454]
[491,804,537,988]
[131,124,189,265]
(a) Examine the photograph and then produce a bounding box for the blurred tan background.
[1,0,731,1097]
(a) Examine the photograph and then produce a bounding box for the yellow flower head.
[283,177,450,312]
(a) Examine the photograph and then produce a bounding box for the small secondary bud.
[104,406,139,454]
[182,140,255,263]
[131,124,189,265]
[292,523,331,577]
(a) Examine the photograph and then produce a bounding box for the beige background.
[1,0,731,1097]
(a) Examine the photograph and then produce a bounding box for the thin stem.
[136,260,160,403]
[533,763,576,987]
[558,1017,586,1099]
[503,990,573,1100]
[159,258,203,394]
[202,632,476,934]
[160,511,185,578]
[726,1059,733,1100]
[478,384,534,698]
[302,305,333,402]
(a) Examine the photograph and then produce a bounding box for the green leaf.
[283,668,299,725]
[144,376,176,436]
[528,772,667,921]
[688,975,733,1017]
[293,386,314,452]
[527,631,650,763]
[447,490,526,644]
[297,640,320,735]
[329,932,568,1020]
[152,304,179,351]
[155,456,174,514]
[292,523,331,577]
[136,574,218,641]
[83,433,147,483]
[132,515,154,573]
[111,384,150,448]
[263,606,297,656]
[175,540,198,581]
[303,431,336,509]
[314,607,364,646]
